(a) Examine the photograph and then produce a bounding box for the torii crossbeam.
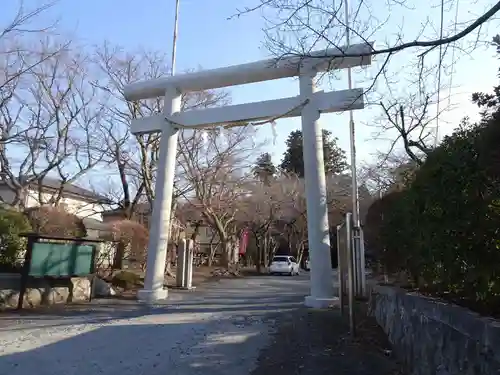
[123,42,373,308]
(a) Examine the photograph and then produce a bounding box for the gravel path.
[0,273,401,375]
[0,275,307,375]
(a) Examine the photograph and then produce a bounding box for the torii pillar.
[299,66,335,307]
[123,42,373,307]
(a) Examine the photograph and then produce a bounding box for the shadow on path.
[251,306,403,375]
[0,274,399,375]
[0,275,309,375]
[0,275,308,331]
[0,318,273,375]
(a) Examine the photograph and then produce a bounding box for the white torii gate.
[123,42,373,308]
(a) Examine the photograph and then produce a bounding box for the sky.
[3,0,500,168]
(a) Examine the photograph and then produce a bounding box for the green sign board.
[28,242,95,277]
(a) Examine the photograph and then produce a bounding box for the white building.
[0,176,109,222]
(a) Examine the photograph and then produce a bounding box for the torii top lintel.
[123,42,373,102]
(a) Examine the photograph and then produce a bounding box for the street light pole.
[344,0,365,297]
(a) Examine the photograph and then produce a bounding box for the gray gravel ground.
[0,273,401,375]
[0,275,306,375]
[251,304,402,375]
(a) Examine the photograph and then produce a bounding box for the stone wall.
[369,285,500,375]
[0,273,92,310]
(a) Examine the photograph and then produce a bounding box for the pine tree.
[280,129,347,177]
[252,152,277,184]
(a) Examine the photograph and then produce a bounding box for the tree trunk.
[231,235,239,264]
[208,234,217,266]
[159,200,179,278]
[113,242,125,269]
[263,235,270,268]
[164,242,176,277]
[208,244,214,266]
[268,237,278,262]
[297,243,305,265]
[13,187,27,211]
[254,233,262,273]
[220,238,231,268]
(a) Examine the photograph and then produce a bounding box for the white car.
[269,255,300,275]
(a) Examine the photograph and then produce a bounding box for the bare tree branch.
[0,39,105,209]
[177,125,261,267]
[233,0,500,59]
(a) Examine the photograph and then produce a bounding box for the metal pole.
[359,226,366,296]
[344,0,365,298]
[346,212,355,337]
[171,0,180,76]
[343,0,359,225]
[352,228,358,295]
[336,224,344,315]
[354,227,362,296]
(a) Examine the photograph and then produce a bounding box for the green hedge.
[367,115,500,305]
[0,208,32,269]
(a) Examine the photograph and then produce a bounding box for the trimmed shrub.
[405,117,500,298]
[368,114,500,309]
[364,191,412,274]
[365,37,500,313]
[0,207,32,270]
[107,220,149,270]
[24,206,87,238]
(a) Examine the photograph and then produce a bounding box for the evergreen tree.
[252,152,277,184]
[472,35,500,119]
[280,129,347,177]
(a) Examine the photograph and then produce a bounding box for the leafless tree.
[358,150,417,194]
[239,172,356,270]
[232,0,499,68]
[0,2,98,208]
[232,0,500,157]
[90,44,231,274]
[91,44,231,219]
[91,44,166,218]
[370,97,436,165]
[237,173,295,271]
[0,42,105,209]
[177,126,260,268]
[1,1,62,101]
[365,54,458,163]
[276,174,309,265]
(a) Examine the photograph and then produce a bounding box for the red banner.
[239,228,249,255]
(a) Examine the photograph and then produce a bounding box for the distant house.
[101,202,152,228]
[0,176,110,222]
